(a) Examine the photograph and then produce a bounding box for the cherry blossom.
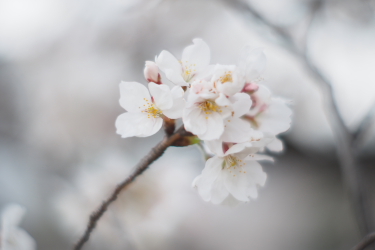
[116,39,293,206]
[192,141,270,205]
[115,81,185,138]
[156,39,212,86]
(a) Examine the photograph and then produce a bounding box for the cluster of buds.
[116,39,292,205]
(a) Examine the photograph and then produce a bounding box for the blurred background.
[0,0,375,249]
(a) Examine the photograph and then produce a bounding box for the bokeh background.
[1,0,375,249]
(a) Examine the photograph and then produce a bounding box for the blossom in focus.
[116,39,293,206]
[156,39,212,86]
[0,204,36,250]
[116,81,185,138]
[193,141,270,205]
[144,61,162,85]
[183,80,234,140]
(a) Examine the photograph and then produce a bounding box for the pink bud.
[242,82,259,93]
[144,61,162,84]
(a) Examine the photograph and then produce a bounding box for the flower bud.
[242,82,259,94]
[144,61,162,84]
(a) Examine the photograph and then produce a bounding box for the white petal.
[199,112,224,140]
[230,93,252,118]
[119,81,150,113]
[258,98,292,135]
[205,140,224,156]
[224,167,250,202]
[222,117,252,143]
[193,156,223,201]
[183,108,207,136]
[165,69,188,86]
[243,160,267,187]
[246,154,274,162]
[156,50,182,75]
[266,137,284,152]
[115,112,162,138]
[225,142,252,156]
[163,97,185,119]
[182,38,210,70]
[215,93,231,107]
[137,117,163,137]
[210,174,230,204]
[171,86,184,99]
[156,50,187,86]
[148,82,173,110]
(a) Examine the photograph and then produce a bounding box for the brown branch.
[352,232,375,250]
[73,126,185,250]
[222,0,372,235]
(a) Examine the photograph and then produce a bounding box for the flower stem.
[73,126,185,250]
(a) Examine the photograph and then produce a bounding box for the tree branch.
[222,0,372,235]
[352,232,375,250]
[73,126,185,250]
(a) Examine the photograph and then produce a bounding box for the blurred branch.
[222,0,373,235]
[352,232,375,250]
[73,126,185,250]
[353,101,375,151]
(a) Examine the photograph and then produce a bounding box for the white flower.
[156,39,212,86]
[116,81,185,138]
[211,64,243,97]
[192,141,270,205]
[244,84,292,151]
[0,204,36,250]
[237,47,267,85]
[144,61,162,85]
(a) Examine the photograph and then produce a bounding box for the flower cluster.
[116,39,292,205]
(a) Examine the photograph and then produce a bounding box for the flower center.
[141,98,163,118]
[198,100,222,117]
[180,61,197,82]
[223,155,246,169]
[219,71,233,83]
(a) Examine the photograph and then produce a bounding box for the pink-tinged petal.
[266,137,283,152]
[148,82,173,110]
[199,112,224,140]
[156,50,182,75]
[222,117,252,143]
[230,93,252,118]
[163,97,185,119]
[181,38,210,70]
[119,81,150,112]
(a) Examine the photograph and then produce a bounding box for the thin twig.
[73,126,185,250]
[222,0,372,235]
[352,232,375,250]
